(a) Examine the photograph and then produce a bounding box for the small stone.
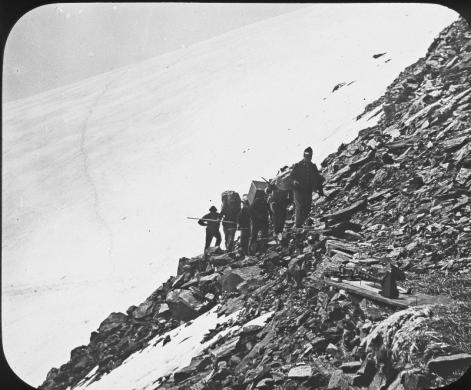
[229,355,241,367]
[311,337,329,351]
[256,377,274,388]
[340,361,362,373]
[326,343,341,357]
[205,293,215,302]
[288,364,313,378]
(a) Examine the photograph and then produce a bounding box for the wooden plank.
[324,278,454,309]
[324,278,410,309]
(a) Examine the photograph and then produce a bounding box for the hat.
[241,194,249,204]
[304,147,313,157]
[209,206,217,212]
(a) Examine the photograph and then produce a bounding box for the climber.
[220,191,241,251]
[198,206,222,251]
[237,195,251,255]
[290,146,325,228]
[220,205,238,252]
[249,189,270,254]
[266,181,292,240]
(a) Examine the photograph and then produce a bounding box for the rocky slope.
[39,17,471,390]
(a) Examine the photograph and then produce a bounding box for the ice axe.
[186,217,237,225]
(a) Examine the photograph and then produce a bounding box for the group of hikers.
[197,147,325,256]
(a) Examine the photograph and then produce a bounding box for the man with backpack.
[237,195,251,255]
[290,147,325,228]
[220,191,241,251]
[198,206,222,251]
[266,181,291,240]
[249,189,270,254]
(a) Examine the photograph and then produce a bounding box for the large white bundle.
[273,166,294,191]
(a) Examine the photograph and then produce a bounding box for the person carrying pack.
[249,189,270,254]
[220,191,241,251]
[237,194,251,255]
[266,179,292,239]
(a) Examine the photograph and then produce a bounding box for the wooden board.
[324,278,453,309]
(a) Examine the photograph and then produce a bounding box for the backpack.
[268,183,290,204]
[273,165,294,191]
[221,191,241,216]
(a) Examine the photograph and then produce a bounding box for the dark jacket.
[290,159,324,195]
[250,197,270,224]
[237,206,251,229]
[198,212,221,233]
[268,185,291,206]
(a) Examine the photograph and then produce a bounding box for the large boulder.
[132,300,156,319]
[177,256,201,275]
[210,336,241,360]
[352,355,377,387]
[220,265,263,293]
[328,369,352,390]
[171,273,188,289]
[156,303,171,318]
[387,369,425,390]
[70,346,95,371]
[210,253,233,267]
[181,272,220,289]
[98,312,128,334]
[165,289,206,321]
[426,353,471,377]
[174,355,212,383]
[360,305,437,364]
[199,272,220,285]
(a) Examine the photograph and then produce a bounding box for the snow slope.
[2,4,458,387]
[71,309,277,390]
[70,309,273,390]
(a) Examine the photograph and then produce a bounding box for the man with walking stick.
[198,206,222,251]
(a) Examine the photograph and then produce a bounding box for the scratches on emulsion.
[78,70,128,265]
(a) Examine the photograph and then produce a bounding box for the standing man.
[290,147,325,228]
[220,206,239,252]
[220,191,241,251]
[237,195,251,255]
[249,190,270,254]
[198,206,222,251]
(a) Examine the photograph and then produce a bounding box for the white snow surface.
[2,4,458,387]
